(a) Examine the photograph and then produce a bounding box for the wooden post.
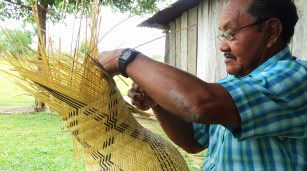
[181,11,188,71]
[169,22,176,66]
[187,6,198,75]
[292,0,307,60]
[176,18,181,69]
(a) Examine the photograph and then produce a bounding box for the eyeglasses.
[217,19,269,41]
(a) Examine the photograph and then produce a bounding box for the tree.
[80,42,88,54]
[0,24,34,55]
[0,0,166,111]
[0,0,167,27]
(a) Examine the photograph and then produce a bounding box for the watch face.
[122,51,131,60]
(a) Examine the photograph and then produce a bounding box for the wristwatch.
[118,48,140,78]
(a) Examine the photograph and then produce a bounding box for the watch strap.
[118,48,140,78]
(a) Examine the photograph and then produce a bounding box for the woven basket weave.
[0,53,189,171]
[0,1,190,170]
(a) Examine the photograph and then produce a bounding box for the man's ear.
[265,18,283,48]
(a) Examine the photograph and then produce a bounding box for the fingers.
[99,49,125,63]
[128,82,158,110]
[128,88,143,101]
[98,50,117,65]
[131,99,151,110]
[128,83,150,110]
[146,97,158,108]
[132,82,144,93]
[99,48,142,77]
[128,89,150,110]
[98,49,126,77]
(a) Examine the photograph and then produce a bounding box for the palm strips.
[0,0,189,170]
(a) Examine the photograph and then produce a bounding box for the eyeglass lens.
[217,31,233,41]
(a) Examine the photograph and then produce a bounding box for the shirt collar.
[248,46,292,77]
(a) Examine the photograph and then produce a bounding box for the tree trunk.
[34,4,49,112]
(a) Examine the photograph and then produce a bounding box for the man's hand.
[98,49,125,77]
[128,82,157,110]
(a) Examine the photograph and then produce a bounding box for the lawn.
[0,112,205,170]
[0,61,35,107]
[0,112,85,170]
[0,57,206,170]
[137,118,206,171]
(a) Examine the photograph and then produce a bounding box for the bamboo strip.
[0,0,189,170]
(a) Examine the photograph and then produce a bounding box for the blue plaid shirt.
[193,47,307,171]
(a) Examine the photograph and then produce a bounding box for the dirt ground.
[0,106,34,115]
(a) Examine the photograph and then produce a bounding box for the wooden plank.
[169,21,176,66]
[164,31,170,64]
[175,17,181,68]
[187,6,198,75]
[197,0,229,82]
[181,11,188,71]
[197,0,207,81]
[292,0,307,60]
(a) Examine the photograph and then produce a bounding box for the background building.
[139,0,307,82]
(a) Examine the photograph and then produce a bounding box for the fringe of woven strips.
[0,0,189,170]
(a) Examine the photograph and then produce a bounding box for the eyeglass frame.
[217,18,270,41]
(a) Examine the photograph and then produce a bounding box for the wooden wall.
[292,0,307,60]
[168,6,198,75]
[166,0,306,82]
[197,0,230,82]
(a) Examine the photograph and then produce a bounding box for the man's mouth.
[224,52,237,61]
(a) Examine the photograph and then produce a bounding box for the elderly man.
[100,0,307,170]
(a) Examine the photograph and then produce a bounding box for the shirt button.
[211,159,215,163]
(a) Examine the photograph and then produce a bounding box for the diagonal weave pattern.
[0,1,189,170]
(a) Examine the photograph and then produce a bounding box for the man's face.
[218,0,268,77]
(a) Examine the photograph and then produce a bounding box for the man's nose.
[219,38,230,52]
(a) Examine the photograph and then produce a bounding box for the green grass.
[0,56,206,170]
[136,118,205,171]
[0,61,35,107]
[114,76,133,96]
[0,112,85,170]
[0,113,205,171]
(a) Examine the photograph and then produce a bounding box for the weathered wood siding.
[292,0,307,60]
[169,22,176,67]
[166,0,307,82]
[197,0,230,82]
[187,7,198,75]
[167,6,198,75]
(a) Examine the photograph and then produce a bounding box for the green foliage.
[102,0,166,15]
[152,55,164,62]
[0,112,85,170]
[0,0,166,26]
[0,61,35,107]
[79,42,88,54]
[0,25,34,55]
[0,113,204,170]
[114,76,133,96]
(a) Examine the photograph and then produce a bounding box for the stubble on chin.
[225,61,244,77]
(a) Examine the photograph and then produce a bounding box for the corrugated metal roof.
[138,0,202,30]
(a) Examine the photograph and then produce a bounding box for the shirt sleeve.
[217,60,307,141]
[192,123,210,148]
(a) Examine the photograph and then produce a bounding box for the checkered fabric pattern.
[193,47,307,171]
